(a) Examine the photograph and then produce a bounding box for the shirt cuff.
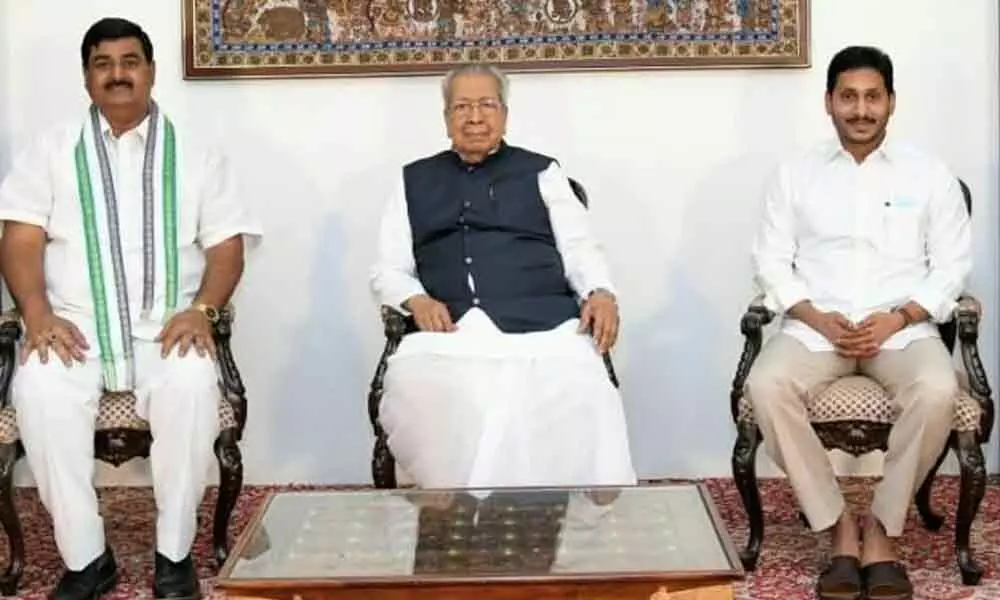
[0,210,48,232]
[910,289,956,324]
[767,280,810,314]
[580,282,617,303]
[384,284,428,314]
[199,227,263,252]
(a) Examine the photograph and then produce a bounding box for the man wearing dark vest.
[370,63,636,488]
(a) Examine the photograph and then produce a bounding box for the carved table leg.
[954,431,985,585]
[213,428,243,568]
[0,443,23,596]
[914,441,949,531]
[731,422,763,571]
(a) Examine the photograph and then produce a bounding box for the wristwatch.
[191,303,220,324]
[891,305,913,327]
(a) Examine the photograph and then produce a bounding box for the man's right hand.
[789,301,857,357]
[403,294,456,333]
[21,311,89,366]
[811,311,859,355]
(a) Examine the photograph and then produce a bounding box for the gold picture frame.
[183,0,810,80]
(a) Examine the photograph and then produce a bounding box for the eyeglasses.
[449,99,502,116]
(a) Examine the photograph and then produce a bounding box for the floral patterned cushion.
[0,388,238,445]
[738,374,982,432]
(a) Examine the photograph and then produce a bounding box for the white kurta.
[370,159,636,489]
[0,109,262,569]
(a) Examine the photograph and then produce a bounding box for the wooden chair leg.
[914,441,949,531]
[212,429,243,568]
[731,422,764,571]
[0,442,23,596]
[954,431,986,585]
[372,433,397,489]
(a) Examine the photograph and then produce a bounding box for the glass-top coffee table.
[216,483,743,599]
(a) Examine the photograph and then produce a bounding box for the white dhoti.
[379,308,636,489]
[12,336,220,570]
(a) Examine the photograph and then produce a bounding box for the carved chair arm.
[0,312,22,410]
[211,305,247,437]
[380,305,417,341]
[954,294,994,441]
[368,306,413,432]
[729,294,775,422]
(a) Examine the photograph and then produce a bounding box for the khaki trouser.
[744,334,957,537]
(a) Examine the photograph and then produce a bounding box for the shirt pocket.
[879,200,925,259]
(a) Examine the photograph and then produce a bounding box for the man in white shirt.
[0,18,261,600]
[370,63,636,490]
[746,46,969,600]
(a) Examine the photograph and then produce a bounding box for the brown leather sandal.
[862,561,914,600]
[815,555,863,600]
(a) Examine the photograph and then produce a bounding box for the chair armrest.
[380,305,417,341]
[0,312,22,410]
[954,294,994,441]
[212,305,247,436]
[729,294,775,422]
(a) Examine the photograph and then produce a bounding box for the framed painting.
[182,0,810,80]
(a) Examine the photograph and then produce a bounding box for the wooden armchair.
[728,180,993,586]
[0,307,248,595]
[365,178,620,489]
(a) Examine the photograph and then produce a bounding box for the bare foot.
[860,513,898,565]
[831,511,861,558]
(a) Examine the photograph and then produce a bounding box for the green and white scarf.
[73,102,178,391]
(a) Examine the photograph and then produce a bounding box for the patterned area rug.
[1,476,997,599]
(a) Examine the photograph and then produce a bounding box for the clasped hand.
[815,311,905,359]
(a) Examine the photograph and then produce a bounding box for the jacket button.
[464,257,472,264]
[463,201,471,208]
[472,297,480,306]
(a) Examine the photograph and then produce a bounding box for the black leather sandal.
[815,555,863,600]
[862,561,914,600]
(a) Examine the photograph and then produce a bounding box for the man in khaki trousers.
[746,46,969,600]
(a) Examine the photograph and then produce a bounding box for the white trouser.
[12,339,220,570]
[379,309,637,489]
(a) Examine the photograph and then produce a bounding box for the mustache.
[104,79,133,90]
[846,117,876,124]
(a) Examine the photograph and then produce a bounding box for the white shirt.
[751,138,971,352]
[370,159,615,315]
[0,111,262,347]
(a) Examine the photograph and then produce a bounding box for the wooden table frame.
[217,484,744,600]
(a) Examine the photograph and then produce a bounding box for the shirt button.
[472,297,480,306]
[464,257,472,264]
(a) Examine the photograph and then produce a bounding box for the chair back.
[569,178,588,207]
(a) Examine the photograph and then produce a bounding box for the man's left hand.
[579,289,619,353]
[156,308,216,359]
[836,311,906,359]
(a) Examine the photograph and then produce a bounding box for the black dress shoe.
[152,553,200,599]
[49,546,118,600]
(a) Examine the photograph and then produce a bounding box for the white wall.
[1,0,998,485]
[0,0,10,175]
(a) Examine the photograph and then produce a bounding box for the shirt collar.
[451,139,507,168]
[97,109,151,142]
[825,134,894,164]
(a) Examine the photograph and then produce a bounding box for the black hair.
[81,17,154,67]
[826,46,894,95]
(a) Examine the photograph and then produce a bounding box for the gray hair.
[441,63,509,108]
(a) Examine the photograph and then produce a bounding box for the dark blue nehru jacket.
[403,141,580,333]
